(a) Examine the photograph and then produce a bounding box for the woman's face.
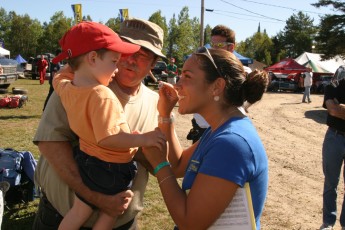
[174,55,214,115]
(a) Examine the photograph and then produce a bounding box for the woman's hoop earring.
[214,96,220,102]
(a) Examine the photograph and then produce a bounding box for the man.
[210,24,252,74]
[320,66,345,230]
[302,71,313,103]
[43,48,61,111]
[36,55,48,85]
[166,57,178,85]
[32,18,166,230]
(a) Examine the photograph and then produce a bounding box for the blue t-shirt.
[182,117,268,229]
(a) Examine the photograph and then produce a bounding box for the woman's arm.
[142,146,238,230]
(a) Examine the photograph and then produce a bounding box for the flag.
[71,4,82,24]
[119,9,129,22]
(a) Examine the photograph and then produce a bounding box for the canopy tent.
[233,51,253,65]
[294,52,345,73]
[15,54,27,63]
[265,58,311,75]
[0,47,10,57]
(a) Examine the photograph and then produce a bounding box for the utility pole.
[200,0,204,47]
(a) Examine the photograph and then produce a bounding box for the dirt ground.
[171,91,344,230]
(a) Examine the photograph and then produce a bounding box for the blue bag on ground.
[0,148,37,205]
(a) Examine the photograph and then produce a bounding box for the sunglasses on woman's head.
[196,47,223,77]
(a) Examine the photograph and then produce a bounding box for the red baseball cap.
[52,21,140,64]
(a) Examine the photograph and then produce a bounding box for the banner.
[71,4,82,24]
[119,9,129,22]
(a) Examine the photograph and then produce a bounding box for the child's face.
[94,51,121,86]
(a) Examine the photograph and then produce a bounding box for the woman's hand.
[142,143,168,169]
[158,81,179,117]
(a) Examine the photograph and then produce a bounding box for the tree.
[204,24,212,46]
[166,14,178,60]
[237,31,273,66]
[6,12,43,58]
[312,0,345,59]
[105,17,122,33]
[37,12,73,56]
[174,7,197,67]
[281,11,317,58]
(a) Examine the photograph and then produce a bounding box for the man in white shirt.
[302,71,313,103]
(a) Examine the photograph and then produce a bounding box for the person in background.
[32,18,166,230]
[37,54,48,85]
[319,66,345,230]
[166,57,178,85]
[43,48,62,111]
[186,114,209,144]
[144,48,269,229]
[302,71,313,103]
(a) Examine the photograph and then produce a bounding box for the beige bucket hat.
[119,18,166,58]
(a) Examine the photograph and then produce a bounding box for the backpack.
[0,95,28,109]
[0,148,36,205]
[0,148,23,187]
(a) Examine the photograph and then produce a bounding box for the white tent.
[295,52,345,73]
[0,47,10,57]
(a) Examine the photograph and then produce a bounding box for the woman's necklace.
[211,108,239,132]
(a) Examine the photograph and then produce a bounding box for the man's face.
[211,35,235,52]
[116,47,156,88]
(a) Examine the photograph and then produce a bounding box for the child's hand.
[143,128,166,151]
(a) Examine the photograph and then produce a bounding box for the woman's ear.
[212,77,226,97]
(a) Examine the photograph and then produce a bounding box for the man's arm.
[325,99,345,120]
[39,141,133,217]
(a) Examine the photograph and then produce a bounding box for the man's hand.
[93,190,134,217]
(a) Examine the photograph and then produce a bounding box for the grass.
[0,79,175,229]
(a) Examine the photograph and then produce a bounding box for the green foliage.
[237,31,273,65]
[281,11,317,58]
[312,0,345,59]
[37,12,72,55]
[105,17,122,33]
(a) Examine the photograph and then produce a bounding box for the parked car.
[267,72,303,92]
[143,60,167,86]
[310,73,333,94]
[0,57,19,89]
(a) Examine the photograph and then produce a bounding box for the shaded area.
[0,115,40,120]
[305,109,328,125]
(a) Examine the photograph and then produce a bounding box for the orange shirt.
[53,73,136,163]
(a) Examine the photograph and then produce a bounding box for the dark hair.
[67,48,109,70]
[211,25,236,44]
[194,49,268,107]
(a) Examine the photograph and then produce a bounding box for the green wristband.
[153,161,171,175]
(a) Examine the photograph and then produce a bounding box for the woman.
[143,48,269,229]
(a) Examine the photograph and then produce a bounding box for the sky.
[0,0,337,42]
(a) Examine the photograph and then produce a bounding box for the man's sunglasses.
[196,47,223,77]
[211,42,233,48]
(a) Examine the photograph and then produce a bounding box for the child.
[52,21,166,230]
